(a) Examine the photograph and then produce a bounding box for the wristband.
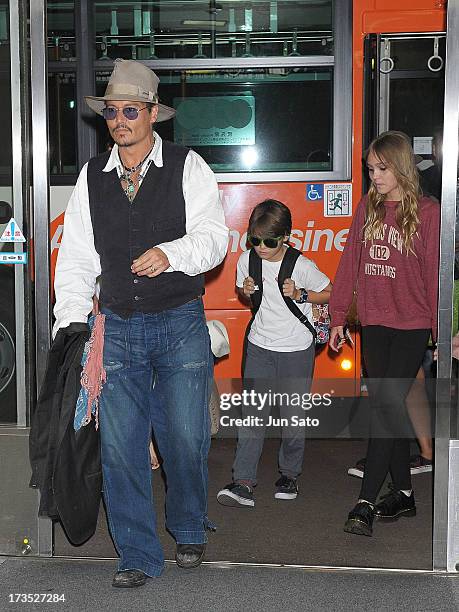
[295,288,309,304]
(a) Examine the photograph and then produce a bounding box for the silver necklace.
[119,148,152,202]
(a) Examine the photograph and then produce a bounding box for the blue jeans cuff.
[171,529,208,545]
[118,560,164,577]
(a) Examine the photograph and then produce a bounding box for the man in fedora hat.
[53,59,228,587]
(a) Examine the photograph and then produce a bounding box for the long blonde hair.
[363,131,421,254]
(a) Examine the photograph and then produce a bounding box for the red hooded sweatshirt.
[329,195,439,338]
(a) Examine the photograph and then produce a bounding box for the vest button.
[133,278,139,284]
[134,295,140,301]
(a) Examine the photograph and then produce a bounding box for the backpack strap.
[277,246,317,341]
[241,248,263,375]
[248,248,263,313]
[277,245,302,286]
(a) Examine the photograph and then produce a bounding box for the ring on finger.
[150,265,155,273]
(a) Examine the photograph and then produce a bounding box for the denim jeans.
[99,298,211,577]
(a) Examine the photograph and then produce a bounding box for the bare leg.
[149,439,160,470]
[406,367,433,460]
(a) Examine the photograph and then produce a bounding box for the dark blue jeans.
[99,299,211,577]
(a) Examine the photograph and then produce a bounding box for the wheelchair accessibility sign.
[324,184,352,217]
[306,184,324,201]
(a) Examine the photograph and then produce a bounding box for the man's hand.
[282,278,299,300]
[242,276,256,297]
[92,295,99,315]
[131,247,170,277]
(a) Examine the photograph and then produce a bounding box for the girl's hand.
[242,276,256,296]
[329,326,345,352]
[453,333,459,360]
[282,278,298,300]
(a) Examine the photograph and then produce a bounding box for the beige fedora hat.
[85,58,175,122]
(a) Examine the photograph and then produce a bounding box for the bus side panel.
[358,0,445,35]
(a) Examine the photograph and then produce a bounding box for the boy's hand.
[282,278,298,300]
[242,276,256,296]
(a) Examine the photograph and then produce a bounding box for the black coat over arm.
[29,323,102,546]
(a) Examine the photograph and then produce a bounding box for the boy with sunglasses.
[217,199,331,507]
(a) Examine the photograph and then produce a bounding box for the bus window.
[94,67,332,174]
[46,1,349,182]
[48,72,78,175]
[387,38,445,143]
[92,0,333,61]
[47,1,75,61]
[0,62,12,186]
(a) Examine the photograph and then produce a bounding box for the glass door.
[0,0,52,557]
[0,0,16,424]
[371,23,459,572]
[0,0,32,426]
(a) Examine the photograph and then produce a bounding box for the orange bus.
[1,0,447,417]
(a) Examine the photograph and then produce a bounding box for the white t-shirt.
[236,248,330,352]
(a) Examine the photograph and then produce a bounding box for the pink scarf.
[80,314,106,429]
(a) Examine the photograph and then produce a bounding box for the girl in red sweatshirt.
[329,131,439,537]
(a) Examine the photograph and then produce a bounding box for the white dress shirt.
[53,132,228,336]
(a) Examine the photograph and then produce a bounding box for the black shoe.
[274,475,298,500]
[112,569,147,588]
[343,501,374,537]
[175,543,206,569]
[217,483,255,507]
[347,457,366,478]
[374,487,416,521]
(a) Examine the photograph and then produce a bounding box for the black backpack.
[248,245,317,342]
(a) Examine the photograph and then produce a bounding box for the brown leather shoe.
[112,569,147,588]
[175,543,206,569]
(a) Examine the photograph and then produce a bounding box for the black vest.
[87,141,204,317]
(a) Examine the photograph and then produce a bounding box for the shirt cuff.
[330,311,347,327]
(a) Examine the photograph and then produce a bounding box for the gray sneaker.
[347,457,365,478]
[274,475,298,500]
[409,454,433,475]
[217,483,254,507]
